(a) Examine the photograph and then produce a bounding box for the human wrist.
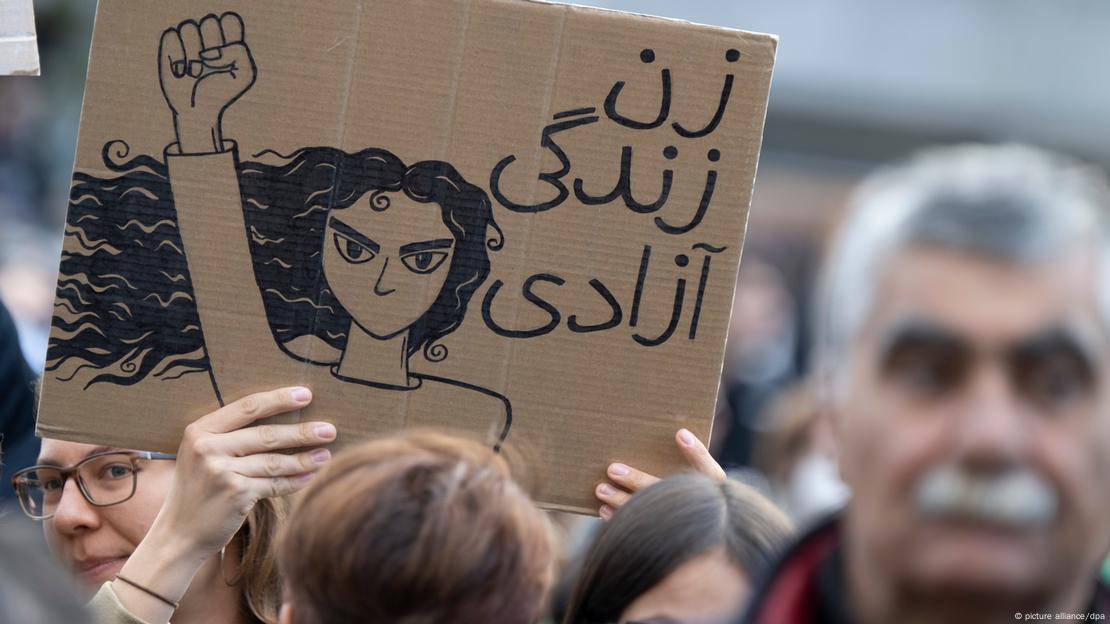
[143,510,213,567]
[110,520,204,624]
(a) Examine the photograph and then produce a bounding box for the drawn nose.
[373,257,396,296]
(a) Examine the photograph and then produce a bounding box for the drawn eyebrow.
[330,218,380,254]
[399,239,454,255]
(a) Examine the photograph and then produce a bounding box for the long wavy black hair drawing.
[49,140,503,389]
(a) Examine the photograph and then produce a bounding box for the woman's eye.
[101,463,134,480]
[401,250,449,274]
[333,233,374,264]
[42,478,64,492]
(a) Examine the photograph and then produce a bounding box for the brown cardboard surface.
[37,0,777,513]
[0,0,39,76]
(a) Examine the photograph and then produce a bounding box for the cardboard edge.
[36,420,180,455]
[538,500,596,516]
[516,0,779,43]
[700,20,780,447]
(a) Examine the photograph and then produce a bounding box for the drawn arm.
[159,14,298,403]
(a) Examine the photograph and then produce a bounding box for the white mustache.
[913,466,1058,529]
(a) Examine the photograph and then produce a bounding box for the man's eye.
[401,250,449,274]
[884,348,965,395]
[1018,356,1091,407]
[334,233,374,264]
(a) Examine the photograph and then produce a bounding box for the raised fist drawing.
[158,13,256,153]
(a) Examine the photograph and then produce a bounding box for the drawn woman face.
[323,192,455,340]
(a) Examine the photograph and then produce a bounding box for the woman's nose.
[51,479,101,534]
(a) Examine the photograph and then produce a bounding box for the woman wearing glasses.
[11,387,335,624]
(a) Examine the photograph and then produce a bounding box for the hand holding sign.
[108,388,334,623]
[595,428,726,519]
[158,13,256,154]
[154,387,334,554]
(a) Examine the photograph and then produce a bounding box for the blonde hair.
[229,497,288,623]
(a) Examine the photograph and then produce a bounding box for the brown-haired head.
[279,430,553,624]
[563,474,794,624]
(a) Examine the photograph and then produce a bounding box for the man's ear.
[811,371,851,484]
[279,602,294,624]
[817,403,848,481]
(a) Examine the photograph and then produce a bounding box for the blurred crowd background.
[2,0,1110,588]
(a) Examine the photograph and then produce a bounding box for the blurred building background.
[0,0,94,371]
[1,0,1108,526]
[576,0,1110,480]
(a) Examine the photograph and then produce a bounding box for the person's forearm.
[109,517,207,624]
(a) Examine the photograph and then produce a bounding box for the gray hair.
[815,144,1110,398]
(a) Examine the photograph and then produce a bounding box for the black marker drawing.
[604,48,672,130]
[49,13,511,448]
[480,47,744,345]
[480,242,727,345]
[605,46,739,138]
[490,48,735,236]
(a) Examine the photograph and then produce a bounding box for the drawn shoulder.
[410,373,512,450]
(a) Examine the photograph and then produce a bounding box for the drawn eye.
[401,250,449,274]
[333,233,375,264]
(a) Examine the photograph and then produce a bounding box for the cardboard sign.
[0,0,39,76]
[37,0,777,513]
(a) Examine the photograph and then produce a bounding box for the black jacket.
[0,301,38,503]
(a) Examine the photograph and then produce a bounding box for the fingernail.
[311,449,331,464]
[297,473,314,484]
[608,463,629,477]
[314,423,336,440]
[597,483,615,497]
[598,505,613,521]
[200,48,222,60]
[291,387,312,403]
[678,429,695,447]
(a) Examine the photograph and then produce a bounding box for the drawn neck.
[337,328,412,389]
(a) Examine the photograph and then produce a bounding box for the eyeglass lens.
[16,454,138,518]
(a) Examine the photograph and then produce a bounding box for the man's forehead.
[862,246,1107,349]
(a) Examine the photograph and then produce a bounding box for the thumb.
[676,428,726,481]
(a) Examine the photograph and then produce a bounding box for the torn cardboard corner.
[0,0,39,76]
[37,0,778,514]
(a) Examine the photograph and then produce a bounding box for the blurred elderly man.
[740,144,1110,623]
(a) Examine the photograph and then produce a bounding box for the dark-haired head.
[563,474,793,624]
[48,142,502,386]
[240,146,503,365]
